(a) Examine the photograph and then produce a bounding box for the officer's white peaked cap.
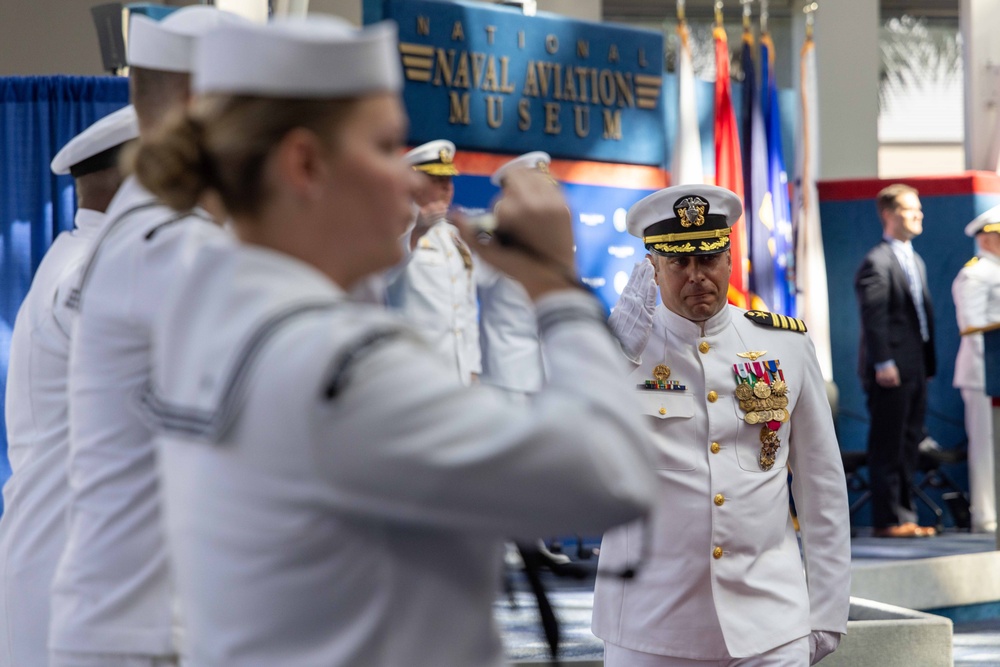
[193,17,402,98]
[490,151,551,187]
[50,105,139,176]
[627,184,743,257]
[128,6,250,74]
[404,140,459,177]
[966,203,1000,237]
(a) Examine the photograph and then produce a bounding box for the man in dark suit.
[855,183,937,538]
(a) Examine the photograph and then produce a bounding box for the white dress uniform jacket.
[953,251,1000,530]
[592,304,851,660]
[50,177,227,657]
[386,220,481,384]
[0,209,104,667]
[143,241,655,667]
[476,262,544,395]
[954,252,1000,391]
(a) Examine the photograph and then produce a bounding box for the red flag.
[713,26,749,308]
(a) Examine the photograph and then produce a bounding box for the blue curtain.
[0,76,129,509]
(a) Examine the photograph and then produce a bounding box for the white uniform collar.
[656,301,733,338]
[979,250,1000,265]
[74,208,105,236]
[104,175,157,216]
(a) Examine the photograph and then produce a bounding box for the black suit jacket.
[855,240,936,385]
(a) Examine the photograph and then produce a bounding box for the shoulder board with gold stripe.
[744,310,808,333]
[965,256,980,268]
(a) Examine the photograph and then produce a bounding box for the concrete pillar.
[809,0,879,180]
[536,0,601,23]
[961,0,1000,171]
[309,0,363,25]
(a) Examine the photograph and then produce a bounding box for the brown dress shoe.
[873,522,937,538]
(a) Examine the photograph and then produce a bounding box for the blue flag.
[740,30,774,312]
[761,34,795,315]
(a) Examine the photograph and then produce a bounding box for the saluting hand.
[456,169,576,299]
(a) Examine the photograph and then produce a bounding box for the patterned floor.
[498,532,1000,665]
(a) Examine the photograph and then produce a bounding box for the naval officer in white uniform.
[953,205,1000,533]
[0,106,137,667]
[51,8,247,667]
[386,140,481,384]
[475,151,553,400]
[594,184,851,666]
[130,16,656,666]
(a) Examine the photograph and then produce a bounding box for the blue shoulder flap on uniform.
[744,310,808,333]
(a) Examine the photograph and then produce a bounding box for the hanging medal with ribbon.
[732,357,789,471]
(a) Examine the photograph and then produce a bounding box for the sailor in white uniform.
[50,8,247,667]
[594,184,851,667]
[386,140,481,384]
[476,152,551,401]
[0,106,137,667]
[953,205,1000,533]
[129,17,656,666]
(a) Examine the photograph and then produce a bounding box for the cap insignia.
[676,196,708,228]
[439,148,454,164]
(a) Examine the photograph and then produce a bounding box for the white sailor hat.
[50,105,139,177]
[490,151,551,187]
[128,6,250,74]
[403,140,459,177]
[966,204,1000,237]
[627,184,743,257]
[193,17,402,98]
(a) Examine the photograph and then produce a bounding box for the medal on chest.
[733,357,789,471]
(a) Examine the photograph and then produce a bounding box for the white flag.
[670,22,703,185]
[794,35,833,380]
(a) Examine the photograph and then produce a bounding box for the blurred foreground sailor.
[595,184,850,666]
[476,151,552,400]
[386,139,481,384]
[953,205,1000,533]
[52,7,247,667]
[132,16,655,666]
[0,105,137,667]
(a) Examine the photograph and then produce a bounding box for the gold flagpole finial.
[715,1,724,27]
[803,1,818,39]
[677,0,686,23]
[740,0,752,31]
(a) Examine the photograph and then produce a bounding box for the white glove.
[608,259,657,364]
[809,631,841,665]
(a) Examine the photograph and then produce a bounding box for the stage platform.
[499,531,1000,666]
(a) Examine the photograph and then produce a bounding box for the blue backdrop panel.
[0,76,129,508]
[819,175,1000,527]
[449,171,656,311]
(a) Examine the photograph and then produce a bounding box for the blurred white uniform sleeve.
[313,289,656,538]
